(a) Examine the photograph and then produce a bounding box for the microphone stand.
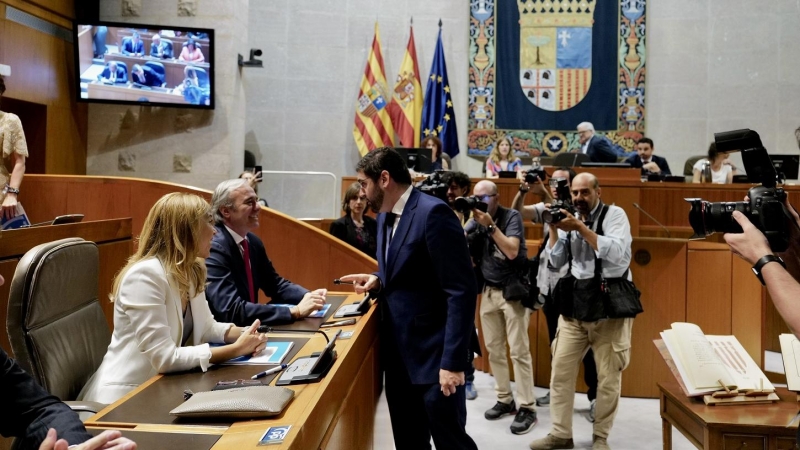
[633,202,671,238]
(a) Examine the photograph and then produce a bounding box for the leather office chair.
[161,39,174,58]
[684,155,706,176]
[193,67,209,90]
[144,61,167,87]
[553,152,590,167]
[6,238,110,414]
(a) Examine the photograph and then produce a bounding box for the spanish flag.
[387,25,422,148]
[353,23,395,156]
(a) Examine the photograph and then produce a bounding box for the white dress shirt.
[548,202,632,280]
[388,185,414,238]
[530,202,569,295]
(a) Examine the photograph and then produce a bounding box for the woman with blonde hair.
[329,182,377,258]
[486,136,521,178]
[80,193,267,404]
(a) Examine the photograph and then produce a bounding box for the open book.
[779,333,800,392]
[660,322,774,397]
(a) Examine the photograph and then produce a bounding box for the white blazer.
[79,258,232,404]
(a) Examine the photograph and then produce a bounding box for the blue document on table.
[222,341,294,365]
[1,203,31,230]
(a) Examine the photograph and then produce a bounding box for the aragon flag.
[387,25,422,148]
[353,23,395,156]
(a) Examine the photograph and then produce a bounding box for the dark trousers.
[543,293,597,401]
[384,349,478,450]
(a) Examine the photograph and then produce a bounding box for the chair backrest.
[145,61,166,77]
[441,152,452,169]
[193,67,209,89]
[162,38,174,55]
[684,155,706,176]
[6,238,111,401]
[121,36,132,51]
[553,152,591,167]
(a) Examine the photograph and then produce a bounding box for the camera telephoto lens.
[454,196,488,213]
[542,208,564,224]
[685,199,749,238]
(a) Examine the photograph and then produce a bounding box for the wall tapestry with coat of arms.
[467,0,647,159]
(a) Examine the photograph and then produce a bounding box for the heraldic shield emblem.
[518,0,595,111]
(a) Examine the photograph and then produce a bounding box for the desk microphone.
[632,202,671,238]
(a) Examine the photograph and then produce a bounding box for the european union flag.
[421,27,459,157]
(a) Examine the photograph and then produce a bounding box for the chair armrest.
[64,400,107,414]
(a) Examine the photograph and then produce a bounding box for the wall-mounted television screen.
[73,21,214,109]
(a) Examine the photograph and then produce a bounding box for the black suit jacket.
[121,39,144,56]
[0,348,91,449]
[98,66,127,83]
[586,135,617,163]
[624,153,672,175]
[329,214,378,259]
[132,65,163,87]
[377,189,477,384]
[206,224,309,326]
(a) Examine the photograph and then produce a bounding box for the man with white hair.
[205,179,326,325]
[576,122,617,163]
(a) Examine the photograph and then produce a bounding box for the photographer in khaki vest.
[465,180,537,435]
[530,173,636,450]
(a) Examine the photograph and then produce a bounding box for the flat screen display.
[770,154,800,180]
[396,147,433,173]
[74,21,214,109]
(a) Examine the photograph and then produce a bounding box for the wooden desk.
[87,82,188,105]
[659,381,798,449]
[86,293,380,450]
[104,53,210,89]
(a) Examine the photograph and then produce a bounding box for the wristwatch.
[752,254,785,286]
[2,184,19,195]
[487,224,496,235]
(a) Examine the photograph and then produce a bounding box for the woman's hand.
[234,320,268,357]
[1,193,18,220]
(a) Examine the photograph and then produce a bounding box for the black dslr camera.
[415,170,448,202]
[454,195,489,213]
[524,165,548,184]
[542,177,576,224]
[685,129,793,252]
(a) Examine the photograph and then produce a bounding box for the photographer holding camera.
[529,173,635,450]
[513,167,600,418]
[464,180,538,435]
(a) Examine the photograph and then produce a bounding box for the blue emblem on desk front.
[259,425,291,445]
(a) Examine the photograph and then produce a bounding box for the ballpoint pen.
[320,318,357,328]
[333,279,354,285]
[251,363,288,380]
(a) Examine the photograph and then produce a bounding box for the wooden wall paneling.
[0,97,47,174]
[599,185,641,236]
[77,25,94,74]
[23,0,75,20]
[1,20,54,106]
[686,242,732,336]
[730,256,764,366]
[20,176,68,223]
[320,346,376,450]
[1,0,73,27]
[624,239,688,398]
[66,179,131,222]
[764,290,790,352]
[97,240,132,330]
[534,307,551,388]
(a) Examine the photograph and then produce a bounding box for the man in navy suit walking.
[578,122,617,163]
[340,148,478,450]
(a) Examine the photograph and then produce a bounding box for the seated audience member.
[188,31,209,40]
[692,142,738,184]
[149,34,172,59]
[422,135,450,171]
[0,278,137,450]
[79,193,268,405]
[625,137,671,176]
[98,61,126,84]
[329,182,378,259]
[238,170,268,207]
[486,136,522,178]
[121,32,144,56]
[179,39,205,63]
[577,122,618,163]
[130,64,164,88]
[205,179,327,326]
